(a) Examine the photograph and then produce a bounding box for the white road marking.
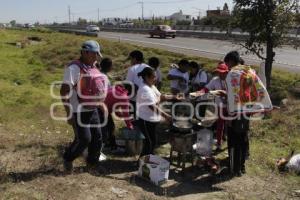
[98,33,300,68]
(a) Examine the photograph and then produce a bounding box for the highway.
[96,31,300,72]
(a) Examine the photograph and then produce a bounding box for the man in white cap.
[60,40,108,173]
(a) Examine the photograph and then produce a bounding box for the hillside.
[0,29,299,200]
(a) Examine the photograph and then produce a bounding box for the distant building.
[103,18,124,26]
[207,6,230,17]
[168,10,192,22]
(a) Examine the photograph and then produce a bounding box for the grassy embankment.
[0,29,299,199]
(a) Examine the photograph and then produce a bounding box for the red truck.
[149,25,176,38]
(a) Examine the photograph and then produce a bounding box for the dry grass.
[0,29,299,200]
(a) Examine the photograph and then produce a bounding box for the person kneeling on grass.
[103,84,134,150]
[277,151,300,175]
[136,67,182,156]
[96,57,134,150]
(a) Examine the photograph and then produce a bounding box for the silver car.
[86,25,100,32]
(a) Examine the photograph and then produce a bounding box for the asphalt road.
[96,31,300,72]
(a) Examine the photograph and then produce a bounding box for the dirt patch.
[0,126,297,200]
[0,138,295,200]
[28,36,42,42]
[4,36,42,49]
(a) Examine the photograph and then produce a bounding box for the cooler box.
[138,155,170,186]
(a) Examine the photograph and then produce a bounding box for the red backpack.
[68,60,107,107]
[104,85,129,112]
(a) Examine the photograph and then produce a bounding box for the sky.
[0,0,233,24]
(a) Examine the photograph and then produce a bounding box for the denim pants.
[64,110,103,165]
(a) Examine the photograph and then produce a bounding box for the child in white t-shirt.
[136,67,181,156]
[167,59,190,95]
[190,61,208,92]
[148,57,162,90]
[125,50,150,119]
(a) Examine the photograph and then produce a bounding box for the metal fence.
[47,25,299,41]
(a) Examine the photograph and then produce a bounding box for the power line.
[99,3,138,12]
[72,9,98,15]
[145,0,197,4]
[70,3,137,15]
[192,7,205,19]
[64,0,202,21]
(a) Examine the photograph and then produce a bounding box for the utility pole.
[68,5,71,24]
[192,7,202,20]
[98,8,100,23]
[138,1,144,20]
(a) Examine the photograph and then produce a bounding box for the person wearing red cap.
[201,62,229,151]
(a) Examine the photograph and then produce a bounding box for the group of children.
[122,50,253,176]
[61,40,252,177]
[98,49,233,161]
[121,50,231,158]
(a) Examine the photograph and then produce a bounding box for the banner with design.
[225,65,273,114]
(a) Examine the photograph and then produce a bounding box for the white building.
[168,10,192,22]
[102,18,131,25]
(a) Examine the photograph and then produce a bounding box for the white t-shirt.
[101,73,111,87]
[168,68,189,93]
[126,63,150,87]
[155,68,162,83]
[287,154,300,173]
[205,76,227,107]
[62,64,108,113]
[191,69,208,86]
[136,83,162,122]
[126,63,150,101]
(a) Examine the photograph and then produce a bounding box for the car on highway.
[149,25,176,38]
[24,23,35,28]
[86,25,100,32]
[119,21,134,28]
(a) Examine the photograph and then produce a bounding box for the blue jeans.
[64,110,103,165]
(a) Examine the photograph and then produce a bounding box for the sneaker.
[63,160,73,173]
[99,153,107,162]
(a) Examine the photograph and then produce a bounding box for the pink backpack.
[68,60,107,107]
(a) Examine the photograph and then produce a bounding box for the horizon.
[0,0,233,24]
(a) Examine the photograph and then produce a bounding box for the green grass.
[0,28,299,189]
